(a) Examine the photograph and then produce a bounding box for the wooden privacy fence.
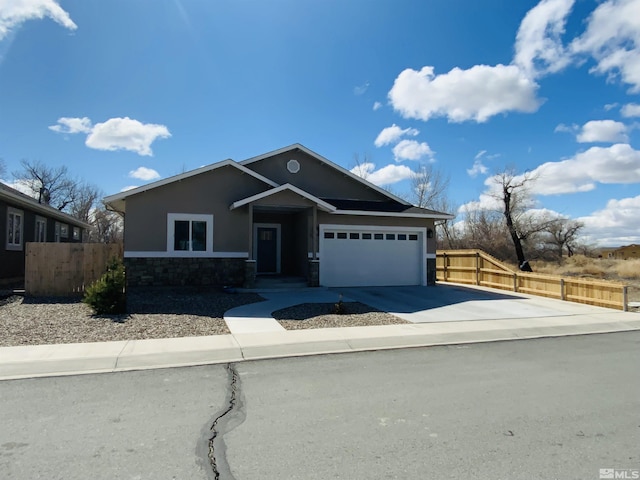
[436,249,629,311]
[25,243,124,296]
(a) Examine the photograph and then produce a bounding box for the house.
[104,144,454,288]
[608,244,640,260]
[1,182,90,286]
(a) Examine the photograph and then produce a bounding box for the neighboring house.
[1,182,90,285]
[608,244,640,260]
[104,144,454,288]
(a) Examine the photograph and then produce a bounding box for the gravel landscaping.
[0,288,263,347]
[273,302,408,330]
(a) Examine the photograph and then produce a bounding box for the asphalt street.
[1,332,639,480]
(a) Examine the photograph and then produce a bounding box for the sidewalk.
[2,298,639,380]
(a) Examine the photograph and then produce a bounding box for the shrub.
[83,259,126,315]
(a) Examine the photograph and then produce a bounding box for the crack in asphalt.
[208,363,246,480]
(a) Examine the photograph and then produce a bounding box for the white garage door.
[319,226,424,287]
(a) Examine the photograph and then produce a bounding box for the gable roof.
[230,183,337,212]
[0,182,91,229]
[104,159,279,212]
[239,143,412,206]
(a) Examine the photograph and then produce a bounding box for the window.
[349,233,360,239]
[324,232,335,239]
[167,214,213,252]
[73,227,80,241]
[362,233,372,240]
[409,234,418,241]
[6,207,23,250]
[35,217,47,242]
[386,234,396,240]
[398,234,407,241]
[60,224,69,238]
[54,222,61,242]
[337,232,347,239]
[374,233,383,240]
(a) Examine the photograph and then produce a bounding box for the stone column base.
[244,260,257,289]
[307,260,319,287]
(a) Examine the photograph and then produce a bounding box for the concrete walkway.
[224,289,347,334]
[1,284,639,380]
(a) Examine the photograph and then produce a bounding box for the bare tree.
[410,164,450,209]
[92,207,123,243]
[70,183,103,224]
[545,218,584,259]
[0,158,6,179]
[491,168,538,271]
[351,152,373,179]
[13,159,78,210]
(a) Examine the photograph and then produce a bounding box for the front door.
[256,226,279,274]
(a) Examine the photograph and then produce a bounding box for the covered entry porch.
[230,184,336,288]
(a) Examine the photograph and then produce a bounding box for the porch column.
[307,205,319,287]
[244,203,256,288]
[247,204,253,260]
[312,204,318,260]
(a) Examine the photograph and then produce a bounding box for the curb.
[2,313,639,381]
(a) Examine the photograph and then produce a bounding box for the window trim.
[72,227,80,241]
[167,213,214,253]
[35,216,47,242]
[60,223,69,239]
[54,222,61,242]
[6,207,24,251]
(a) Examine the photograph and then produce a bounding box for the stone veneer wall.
[125,257,246,287]
[427,258,436,286]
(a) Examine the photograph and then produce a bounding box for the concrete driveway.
[335,283,618,323]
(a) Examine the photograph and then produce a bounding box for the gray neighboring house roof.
[0,182,91,229]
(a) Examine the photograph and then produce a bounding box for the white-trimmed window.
[6,207,23,250]
[35,216,47,242]
[73,227,80,241]
[54,222,61,242]
[60,224,69,239]
[167,213,213,252]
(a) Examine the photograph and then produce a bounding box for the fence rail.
[436,249,628,311]
[25,243,124,296]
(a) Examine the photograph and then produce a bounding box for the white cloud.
[120,185,138,192]
[353,82,370,95]
[554,123,578,133]
[374,124,419,147]
[388,64,541,123]
[0,0,77,40]
[621,103,640,117]
[571,0,640,92]
[50,116,171,156]
[530,143,640,194]
[48,117,92,134]
[392,139,434,161]
[514,0,575,78]
[128,166,160,181]
[467,159,488,177]
[604,102,619,111]
[579,195,640,245]
[576,120,628,143]
[350,162,413,186]
[373,101,382,111]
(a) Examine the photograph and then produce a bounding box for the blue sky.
[1,0,640,247]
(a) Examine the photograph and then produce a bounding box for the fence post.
[513,273,518,292]
[560,279,565,301]
[623,286,628,312]
[443,252,448,283]
[475,252,480,286]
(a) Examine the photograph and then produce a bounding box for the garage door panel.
[320,227,423,287]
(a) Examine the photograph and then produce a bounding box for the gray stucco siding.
[244,151,391,202]
[124,165,271,252]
